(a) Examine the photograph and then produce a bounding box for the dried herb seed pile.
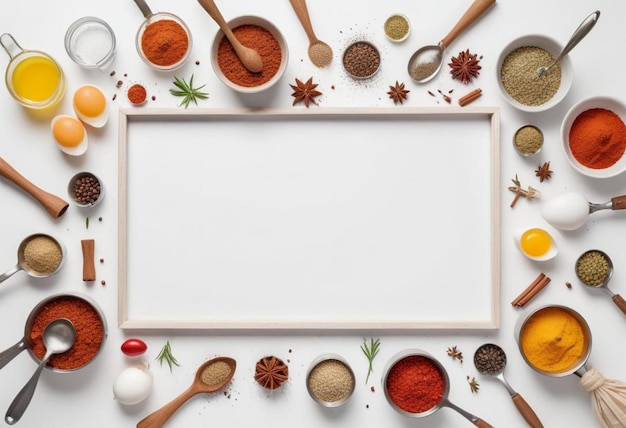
[200,360,232,386]
[514,125,543,154]
[308,359,354,403]
[474,344,506,375]
[23,235,62,274]
[576,251,610,286]
[343,42,380,78]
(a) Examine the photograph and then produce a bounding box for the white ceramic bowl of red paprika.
[560,96,626,179]
[210,15,288,94]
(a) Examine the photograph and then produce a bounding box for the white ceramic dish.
[560,96,626,178]
[497,34,573,112]
[211,15,288,94]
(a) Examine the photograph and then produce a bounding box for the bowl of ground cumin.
[211,15,288,94]
[25,292,107,372]
[560,96,626,178]
[497,34,573,112]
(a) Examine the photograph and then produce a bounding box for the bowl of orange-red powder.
[135,11,192,71]
[561,96,626,179]
[210,15,288,94]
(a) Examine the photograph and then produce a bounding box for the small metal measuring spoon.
[474,343,544,428]
[5,319,76,425]
[407,0,495,83]
[536,11,600,77]
[0,234,65,285]
[576,250,626,316]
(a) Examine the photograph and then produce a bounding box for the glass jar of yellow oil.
[1,33,65,109]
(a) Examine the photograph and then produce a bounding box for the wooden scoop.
[0,156,68,219]
[197,0,263,73]
[137,357,236,428]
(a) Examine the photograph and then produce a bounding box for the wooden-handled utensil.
[0,156,68,219]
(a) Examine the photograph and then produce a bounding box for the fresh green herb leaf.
[361,337,381,384]
[156,340,181,372]
[169,74,209,109]
[86,216,89,229]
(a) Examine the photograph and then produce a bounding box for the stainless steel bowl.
[306,353,355,407]
[67,171,105,208]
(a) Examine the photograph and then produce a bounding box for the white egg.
[51,115,88,156]
[541,192,590,231]
[513,227,558,261]
[113,366,153,406]
[73,84,109,128]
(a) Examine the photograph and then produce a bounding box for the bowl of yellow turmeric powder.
[516,304,591,377]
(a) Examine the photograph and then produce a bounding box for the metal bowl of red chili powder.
[560,96,626,178]
[383,349,492,425]
[25,292,107,372]
[211,15,288,94]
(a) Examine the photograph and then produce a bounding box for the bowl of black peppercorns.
[68,172,104,207]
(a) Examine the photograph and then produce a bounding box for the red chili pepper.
[121,338,147,357]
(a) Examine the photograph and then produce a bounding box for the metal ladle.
[536,11,600,77]
[474,343,544,428]
[5,319,75,425]
[576,250,626,316]
[0,234,65,285]
[407,0,496,83]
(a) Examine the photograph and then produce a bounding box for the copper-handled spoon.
[474,344,544,428]
[197,0,263,73]
[0,156,68,218]
[137,357,236,428]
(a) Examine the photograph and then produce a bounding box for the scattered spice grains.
[22,235,62,274]
[343,41,380,78]
[576,251,610,286]
[566,281,573,289]
[448,49,481,84]
[290,77,322,107]
[127,84,147,105]
[500,46,561,106]
[387,81,410,104]
[308,359,354,403]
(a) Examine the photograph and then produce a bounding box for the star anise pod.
[535,161,553,182]
[448,49,481,84]
[446,346,463,364]
[467,376,480,393]
[254,356,289,389]
[387,81,410,105]
[290,77,322,108]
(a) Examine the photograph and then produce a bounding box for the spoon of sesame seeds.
[474,343,544,428]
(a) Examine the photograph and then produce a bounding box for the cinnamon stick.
[81,239,96,281]
[458,88,482,107]
[512,273,551,307]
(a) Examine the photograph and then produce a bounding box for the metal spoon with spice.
[197,0,263,73]
[576,250,626,316]
[137,356,236,428]
[0,234,64,285]
[536,11,600,77]
[407,0,495,83]
[474,343,544,428]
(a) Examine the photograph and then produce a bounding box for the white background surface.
[1,0,626,427]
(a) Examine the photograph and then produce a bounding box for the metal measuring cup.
[474,343,544,428]
[575,249,626,316]
[383,349,494,427]
[0,234,65,285]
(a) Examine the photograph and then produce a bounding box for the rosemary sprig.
[169,74,209,109]
[361,337,381,384]
[155,340,181,372]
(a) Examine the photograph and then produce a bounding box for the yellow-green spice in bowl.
[384,14,410,43]
[513,125,543,156]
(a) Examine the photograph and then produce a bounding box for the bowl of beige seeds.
[497,34,573,112]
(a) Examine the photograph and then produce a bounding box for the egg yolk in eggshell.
[73,85,106,118]
[52,117,85,147]
[520,228,551,257]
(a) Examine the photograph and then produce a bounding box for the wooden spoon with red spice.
[197,0,263,73]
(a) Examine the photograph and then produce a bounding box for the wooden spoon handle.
[441,0,496,49]
[611,195,626,210]
[197,0,235,40]
[612,294,626,316]
[137,387,197,428]
[473,418,494,428]
[289,0,318,43]
[0,156,68,219]
[512,393,544,428]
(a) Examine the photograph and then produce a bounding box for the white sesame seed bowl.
[305,353,355,408]
[497,34,573,113]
